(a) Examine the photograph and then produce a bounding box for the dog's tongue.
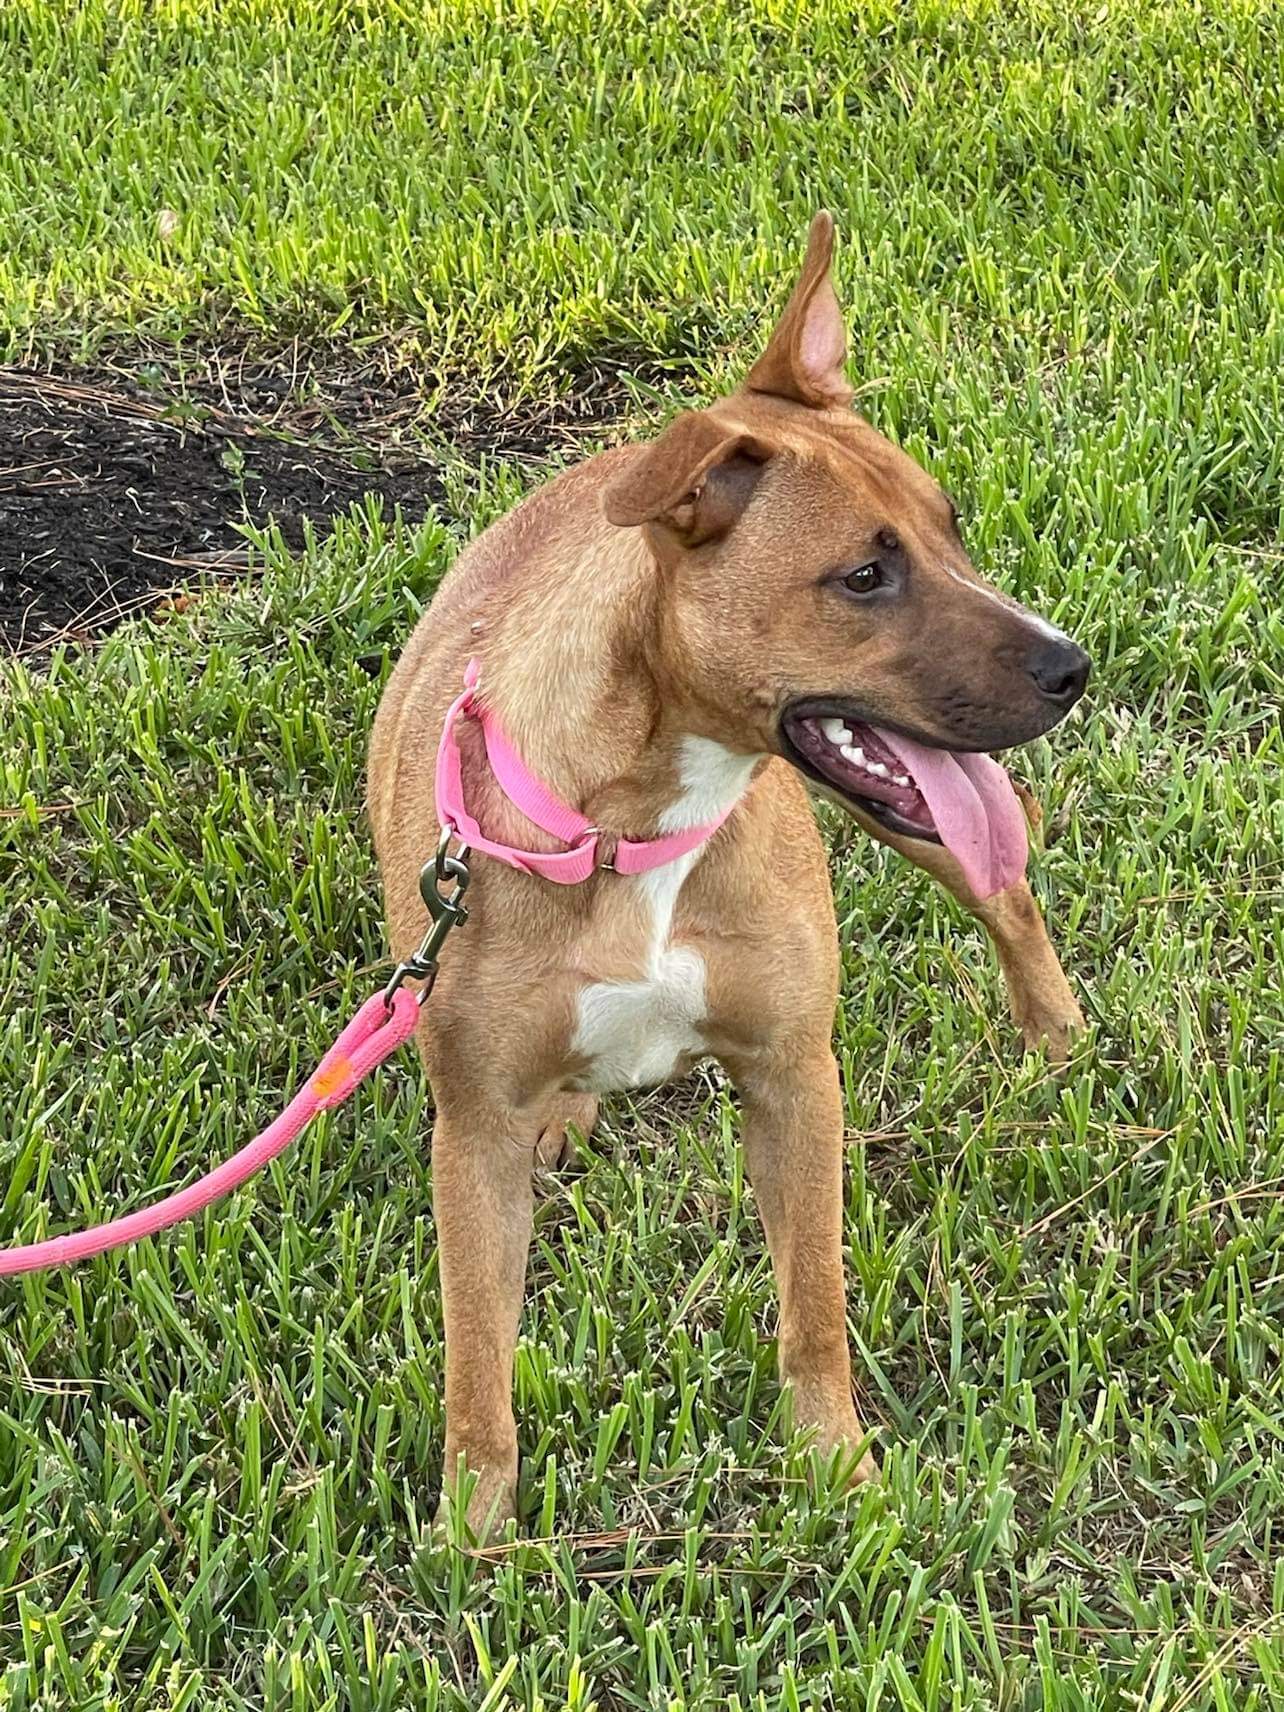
[875,730,1028,900]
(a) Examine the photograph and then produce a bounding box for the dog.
[367,213,1089,1538]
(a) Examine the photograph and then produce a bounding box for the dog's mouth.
[779,707,1029,900]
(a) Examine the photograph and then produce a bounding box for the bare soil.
[0,343,646,656]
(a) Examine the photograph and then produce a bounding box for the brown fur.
[368,214,1086,1538]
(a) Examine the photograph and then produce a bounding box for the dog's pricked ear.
[743,211,853,409]
[602,411,770,544]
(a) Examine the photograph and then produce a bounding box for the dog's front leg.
[966,876,1086,1061]
[431,1098,536,1542]
[852,804,1085,1061]
[733,1046,879,1486]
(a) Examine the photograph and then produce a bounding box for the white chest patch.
[570,739,758,1094]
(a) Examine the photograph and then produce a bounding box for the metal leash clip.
[383,828,472,1008]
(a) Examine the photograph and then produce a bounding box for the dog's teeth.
[867,762,889,778]
[893,773,910,787]
[841,744,864,765]
[821,718,848,745]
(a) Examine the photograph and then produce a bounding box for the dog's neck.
[472,517,760,842]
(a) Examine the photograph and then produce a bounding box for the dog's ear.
[742,211,853,409]
[602,411,770,544]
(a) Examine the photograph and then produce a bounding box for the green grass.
[3,1,1284,1707]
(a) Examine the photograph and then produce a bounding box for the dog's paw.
[534,1093,599,1168]
[1016,997,1086,1064]
[433,1460,518,1549]
[805,1433,880,1497]
[824,1442,880,1489]
[849,1446,881,1486]
[789,1388,880,1491]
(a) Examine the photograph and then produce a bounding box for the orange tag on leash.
[312,1058,354,1102]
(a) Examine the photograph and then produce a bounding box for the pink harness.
[0,660,732,1275]
[436,659,735,881]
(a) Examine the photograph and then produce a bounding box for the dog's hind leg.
[852,800,1086,1061]
[534,1093,599,1167]
[729,1043,879,1488]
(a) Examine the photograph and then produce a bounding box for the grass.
[2,0,1284,1706]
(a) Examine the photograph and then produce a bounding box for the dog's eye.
[842,562,884,595]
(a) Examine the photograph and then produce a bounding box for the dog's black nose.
[1027,636,1090,707]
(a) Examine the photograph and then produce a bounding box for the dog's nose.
[1026,636,1091,707]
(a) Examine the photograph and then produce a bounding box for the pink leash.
[0,991,421,1276]
[0,659,733,1276]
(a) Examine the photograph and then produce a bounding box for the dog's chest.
[569,740,757,1094]
[569,871,709,1093]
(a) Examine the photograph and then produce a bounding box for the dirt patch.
[0,362,442,656]
[0,341,654,657]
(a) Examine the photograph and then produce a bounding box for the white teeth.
[828,734,912,788]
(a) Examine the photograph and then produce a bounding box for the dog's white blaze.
[571,738,758,1093]
[941,564,1069,642]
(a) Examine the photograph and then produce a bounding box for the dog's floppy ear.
[602,411,770,544]
[743,211,853,409]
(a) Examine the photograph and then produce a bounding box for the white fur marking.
[942,564,1068,642]
[571,739,758,1093]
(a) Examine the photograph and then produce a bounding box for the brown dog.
[368,214,1088,1538]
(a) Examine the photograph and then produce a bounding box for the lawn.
[2,1,1283,1707]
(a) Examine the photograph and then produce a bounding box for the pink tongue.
[875,730,1028,900]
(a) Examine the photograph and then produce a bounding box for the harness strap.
[435,659,736,882]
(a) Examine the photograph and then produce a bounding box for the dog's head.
[601,213,1089,899]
